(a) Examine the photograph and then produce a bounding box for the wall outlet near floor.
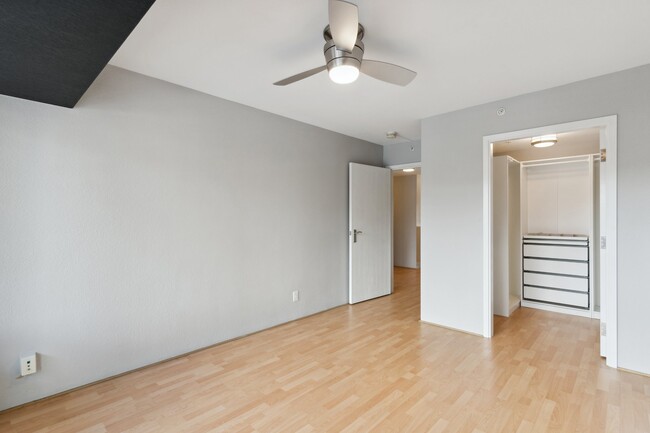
[292,290,300,302]
[20,353,37,376]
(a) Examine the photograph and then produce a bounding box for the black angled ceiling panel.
[0,0,156,108]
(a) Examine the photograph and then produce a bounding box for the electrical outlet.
[20,353,37,376]
[292,290,299,302]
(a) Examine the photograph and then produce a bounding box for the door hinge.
[600,148,607,162]
[600,322,607,337]
[600,236,607,249]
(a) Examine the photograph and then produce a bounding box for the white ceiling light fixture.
[531,134,558,148]
[328,63,360,84]
[386,131,398,139]
[403,168,415,173]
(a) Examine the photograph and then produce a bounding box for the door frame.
[482,115,618,368]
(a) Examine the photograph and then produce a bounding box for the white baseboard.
[509,299,520,315]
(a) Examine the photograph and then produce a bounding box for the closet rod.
[521,153,599,168]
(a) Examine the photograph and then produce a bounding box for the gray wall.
[0,66,382,410]
[393,175,417,268]
[421,64,650,374]
[383,140,421,166]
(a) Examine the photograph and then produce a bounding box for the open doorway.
[492,128,600,320]
[483,116,618,368]
[390,164,421,289]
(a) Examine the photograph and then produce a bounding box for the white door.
[599,147,607,357]
[599,128,617,367]
[349,163,392,304]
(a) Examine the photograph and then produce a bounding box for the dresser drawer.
[523,286,588,309]
[523,272,588,292]
[523,244,588,261]
[523,258,588,277]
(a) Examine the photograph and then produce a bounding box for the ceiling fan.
[274,0,417,87]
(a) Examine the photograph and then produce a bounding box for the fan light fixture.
[403,168,415,173]
[272,1,417,87]
[328,64,360,84]
[531,134,558,148]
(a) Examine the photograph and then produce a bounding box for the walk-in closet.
[492,128,601,319]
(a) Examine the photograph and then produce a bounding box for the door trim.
[482,116,618,368]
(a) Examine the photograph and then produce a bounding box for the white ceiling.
[493,128,600,154]
[110,0,650,145]
[493,127,600,161]
[393,167,421,177]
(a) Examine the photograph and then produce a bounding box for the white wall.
[421,64,650,374]
[393,175,417,268]
[492,156,520,317]
[507,158,521,302]
[492,156,510,316]
[0,66,382,410]
[525,161,591,235]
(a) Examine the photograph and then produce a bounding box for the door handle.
[352,229,363,243]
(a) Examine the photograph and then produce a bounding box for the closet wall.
[524,161,591,235]
[493,156,521,317]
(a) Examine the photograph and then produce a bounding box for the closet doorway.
[482,116,618,368]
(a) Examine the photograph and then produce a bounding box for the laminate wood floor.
[2,267,649,432]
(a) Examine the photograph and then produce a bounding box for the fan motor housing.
[323,24,365,74]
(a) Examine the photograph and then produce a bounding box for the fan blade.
[328,0,358,52]
[360,60,417,86]
[273,65,327,86]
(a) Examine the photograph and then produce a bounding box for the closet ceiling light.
[531,134,558,148]
[403,168,415,172]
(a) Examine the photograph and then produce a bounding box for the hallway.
[1,267,649,432]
